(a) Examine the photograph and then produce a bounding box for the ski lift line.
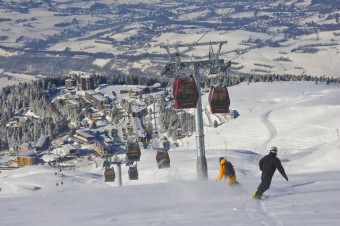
[229,5,328,61]
[156,16,228,51]
[196,32,208,44]
[194,7,234,45]
[159,41,228,49]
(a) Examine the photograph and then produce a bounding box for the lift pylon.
[158,41,231,180]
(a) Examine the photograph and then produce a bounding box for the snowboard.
[229,181,241,187]
[253,194,269,200]
[253,195,263,200]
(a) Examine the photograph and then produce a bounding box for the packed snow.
[1,81,340,226]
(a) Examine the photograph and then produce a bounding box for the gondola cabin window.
[173,75,199,109]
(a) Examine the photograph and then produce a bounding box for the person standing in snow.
[216,157,238,185]
[253,146,288,198]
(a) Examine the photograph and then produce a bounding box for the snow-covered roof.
[53,144,76,157]
[24,109,39,119]
[85,90,97,96]
[17,150,36,157]
[14,116,27,122]
[35,135,48,148]
[75,129,95,138]
[19,142,35,149]
[92,94,105,102]
[41,154,59,162]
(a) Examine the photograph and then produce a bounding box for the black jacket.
[259,153,288,180]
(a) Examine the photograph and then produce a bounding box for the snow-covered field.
[1,81,339,226]
[1,0,339,79]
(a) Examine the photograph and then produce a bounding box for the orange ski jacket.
[216,158,237,184]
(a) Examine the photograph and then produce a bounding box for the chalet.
[91,112,103,122]
[85,90,109,108]
[93,140,123,157]
[129,91,139,99]
[66,100,80,108]
[6,116,28,128]
[15,116,27,127]
[19,142,35,152]
[85,90,97,101]
[63,92,79,100]
[35,135,49,152]
[73,129,95,144]
[17,151,36,167]
[41,154,60,165]
[62,88,76,95]
[92,94,106,106]
[93,140,108,157]
[104,137,114,146]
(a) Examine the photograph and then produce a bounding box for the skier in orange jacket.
[216,157,238,185]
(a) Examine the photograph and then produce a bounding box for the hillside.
[1,81,340,225]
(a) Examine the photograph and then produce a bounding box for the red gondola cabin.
[128,165,138,180]
[156,150,170,169]
[104,168,115,182]
[126,141,141,162]
[173,75,199,109]
[209,86,230,114]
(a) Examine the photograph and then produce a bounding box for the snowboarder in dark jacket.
[253,146,288,198]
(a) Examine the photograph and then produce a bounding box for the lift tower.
[158,41,231,180]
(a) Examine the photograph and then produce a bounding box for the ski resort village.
[1,0,340,225]
[1,72,178,173]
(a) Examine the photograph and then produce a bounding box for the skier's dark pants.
[257,174,272,195]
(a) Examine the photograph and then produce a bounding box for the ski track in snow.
[204,108,212,126]
[260,96,319,147]
[253,95,327,225]
[262,109,278,146]
[215,113,227,124]
[230,183,283,226]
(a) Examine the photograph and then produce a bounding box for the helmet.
[219,157,224,162]
[270,146,278,154]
